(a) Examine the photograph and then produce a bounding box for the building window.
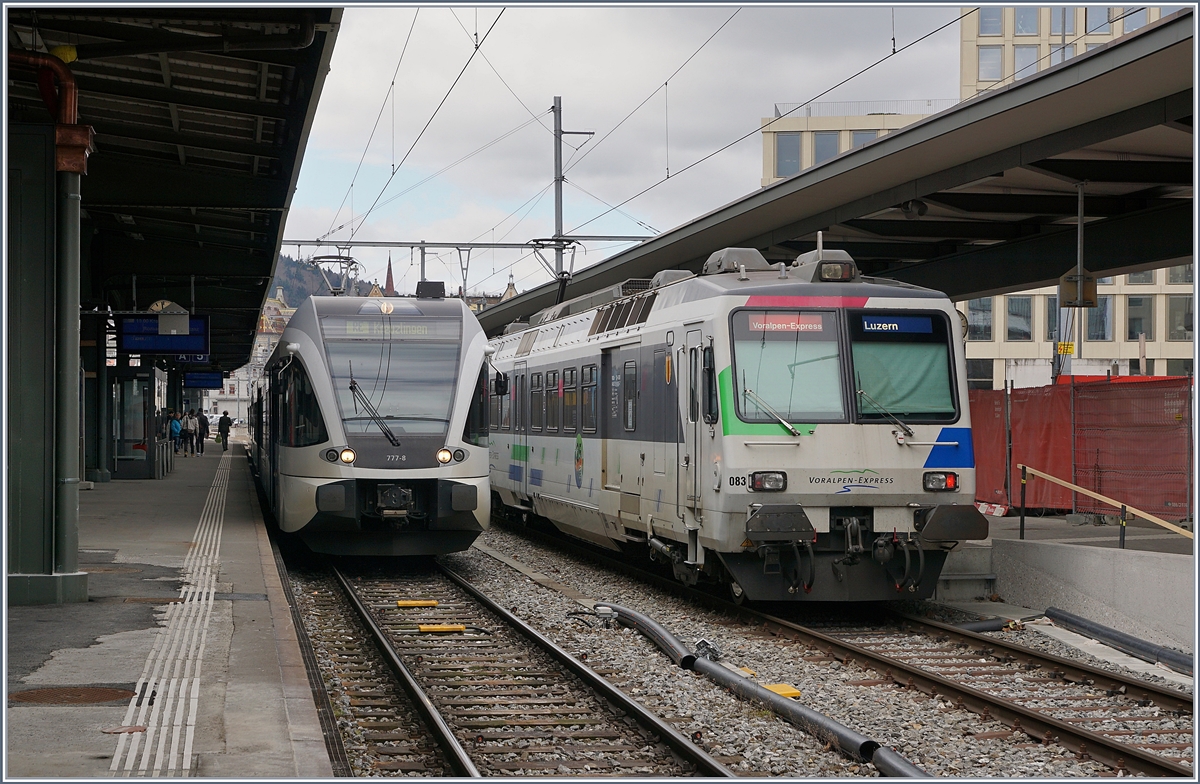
[1086,42,1104,51]
[813,132,839,164]
[1126,296,1154,340]
[1168,264,1193,284]
[1096,276,1113,284]
[851,130,877,149]
[775,133,800,178]
[967,359,994,390]
[979,6,1003,35]
[978,46,1003,80]
[1050,44,1074,65]
[1129,358,1155,376]
[1166,359,1194,377]
[1014,45,1040,78]
[1015,7,1039,34]
[1123,7,1148,32]
[1051,6,1076,35]
[1167,295,1193,341]
[1086,296,1113,340]
[1046,295,1060,341]
[1007,296,1032,341]
[1086,7,1111,33]
[1127,270,1154,284]
[967,298,993,340]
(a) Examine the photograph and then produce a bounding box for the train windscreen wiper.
[348,375,401,446]
[855,387,915,438]
[742,386,801,437]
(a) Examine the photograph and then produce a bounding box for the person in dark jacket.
[196,411,210,455]
[218,411,233,452]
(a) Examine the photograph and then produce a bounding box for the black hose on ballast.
[1045,607,1193,676]
[956,618,1011,633]
[600,602,927,778]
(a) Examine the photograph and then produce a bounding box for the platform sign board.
[117,316,209,354]
[176,354,209,364]
[182,371,223,389]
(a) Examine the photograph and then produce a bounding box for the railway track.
[495,520,1194,777]
[330,562,734,777]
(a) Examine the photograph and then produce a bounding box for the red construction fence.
[970,377,1193,520]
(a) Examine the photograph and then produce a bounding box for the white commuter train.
[488,247,988,602]
[248,285,491,556]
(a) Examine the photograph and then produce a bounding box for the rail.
[1017,464,1194,546]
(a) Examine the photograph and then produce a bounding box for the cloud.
[292,5,962,293]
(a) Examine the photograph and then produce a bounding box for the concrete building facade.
[760,6,1192,389]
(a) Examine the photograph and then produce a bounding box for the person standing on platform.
[182,409,198,456]
[218,410,232,452]
[196,410,210,456]
[170,412,182,454]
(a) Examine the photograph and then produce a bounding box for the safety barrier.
[1017,463,1194,548]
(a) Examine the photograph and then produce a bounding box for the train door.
[513,361,529,498]
[680,328,705,522]
[652,348,670,476]
[600,349,615,490]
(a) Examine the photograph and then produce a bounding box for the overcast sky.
[284,5,964,297]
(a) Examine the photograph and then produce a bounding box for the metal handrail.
[1017,463,1194,545]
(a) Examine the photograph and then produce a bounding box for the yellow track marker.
[396,600,439,607]
[738,666,756,677]
[418,624,465,633]
[763,684,801,698]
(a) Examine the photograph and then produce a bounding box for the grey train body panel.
[488,248,988,602]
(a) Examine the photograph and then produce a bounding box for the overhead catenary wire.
[567,6,977,236]
[345,9,507,240]
[321,9,420,241]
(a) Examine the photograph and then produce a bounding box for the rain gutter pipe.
[601,602,927,777]
[1046,607,1193,676]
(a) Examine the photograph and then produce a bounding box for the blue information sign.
[117,316,209,354]
[176,354,210,363]
[861,315,933,334]
[183,371,223,389]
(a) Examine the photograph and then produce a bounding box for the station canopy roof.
[478,10,1193,336]
[7,8,342,369]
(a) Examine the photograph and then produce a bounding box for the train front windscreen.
[320,315,463,438]
[730,308,957,426]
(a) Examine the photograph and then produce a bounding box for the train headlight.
[750,471,787,491]
[923,471,958,491]
[339,448,356,464]
[817,261,856,281]
[436,448,453,464]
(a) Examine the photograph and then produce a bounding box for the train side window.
[545,370,559,432]
[489,387,500,432]
[514,373,525,432]
[530,373,543,431]
[702,346,718,425]
[464,364,489,446]
[688,347,699,423]
[562,367,578,432]
[623,361,637,431]
[276,361,329,447]
[581,364,598,432]
[500,373,511,430]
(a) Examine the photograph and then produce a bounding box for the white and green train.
[488,246,988,602]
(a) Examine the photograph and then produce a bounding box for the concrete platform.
[5,441,332,777]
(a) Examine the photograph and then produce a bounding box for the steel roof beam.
[1025,158,1192,184]
[94,234,273,278]
[923,192,1163,216]
[72,74,292,120]
[776,239,964,260]
[843,219,1042,240]
[84,206,274,234]
[82,154,288,207]
[90,121,280,159]
[879,200,1192,299]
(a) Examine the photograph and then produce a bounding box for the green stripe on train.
[511,444,529,461]
[718,367,817,437]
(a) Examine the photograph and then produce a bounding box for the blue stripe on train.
[922,427,975,469]
[529,468,543,486]
[508,464,523,482]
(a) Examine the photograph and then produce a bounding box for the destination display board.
[319,316,461,341]
[183,371,223,389]
[117,316,209,354]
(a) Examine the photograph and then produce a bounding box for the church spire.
[384,257,396,297]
